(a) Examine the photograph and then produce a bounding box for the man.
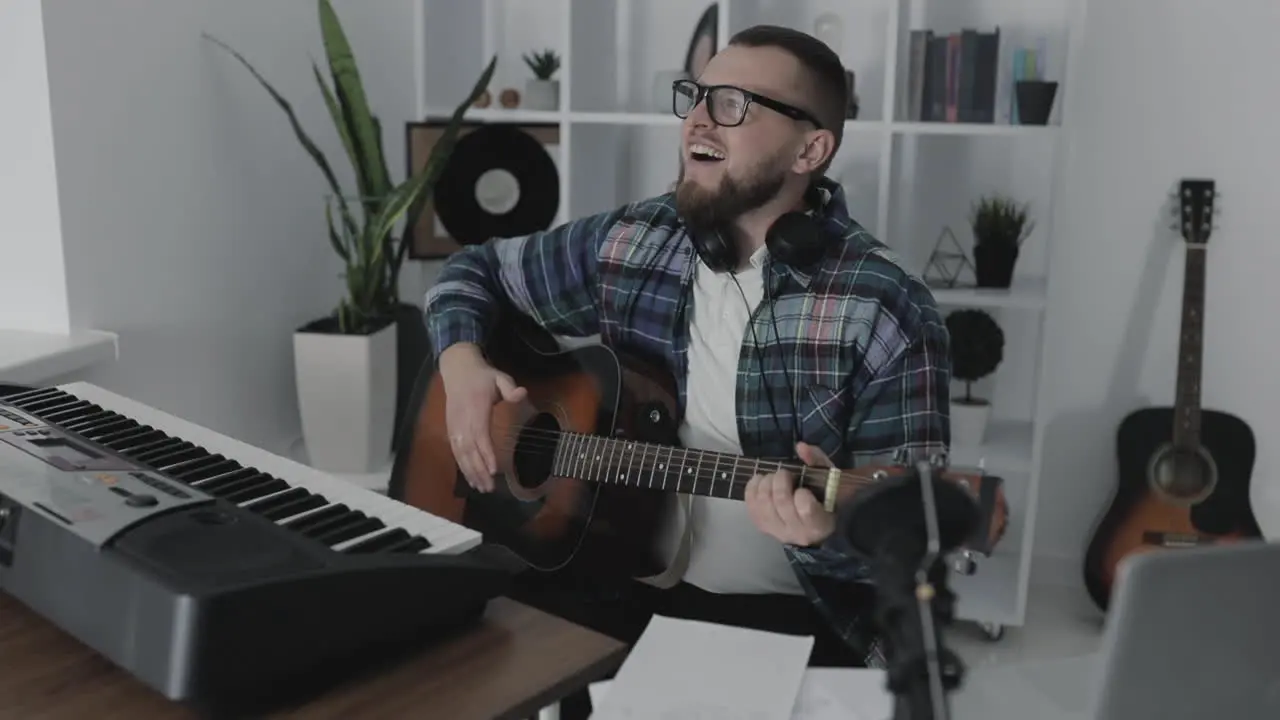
[425,24,950,676]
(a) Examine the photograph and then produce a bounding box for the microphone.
[839,460,980,720]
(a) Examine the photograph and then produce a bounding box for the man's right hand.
[438,343,527,492]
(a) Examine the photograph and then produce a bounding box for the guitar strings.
[446,423,953,494]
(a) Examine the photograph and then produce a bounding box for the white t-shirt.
[657,245,804,595]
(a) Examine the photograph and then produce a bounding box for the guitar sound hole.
[512,412,560,490]
[1148,445,1217,503]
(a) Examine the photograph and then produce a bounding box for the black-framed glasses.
[672,79,823,130]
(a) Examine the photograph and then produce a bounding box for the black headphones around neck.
[688,187,832,273]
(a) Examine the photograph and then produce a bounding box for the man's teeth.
[690,143,725,160]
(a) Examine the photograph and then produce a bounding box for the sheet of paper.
[790,672,859,719]
[589,615,814,720]
[590,667,893,720]
[801,668,892,720]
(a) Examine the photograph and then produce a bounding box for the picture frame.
[404,119,562,259]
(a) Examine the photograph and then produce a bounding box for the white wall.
[34,0,418,452]
[0,0,70,333]
[1037,0,1280,572]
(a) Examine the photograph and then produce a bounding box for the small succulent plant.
[523,49,560,80]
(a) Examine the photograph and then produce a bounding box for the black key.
[343,528,412,553]
[2,388,62,405]
[298,510,368,540]
[316,517,385,546]
[204,472,272,498]
[181,460,244,483]
[95,425,154,445]
[62,411,116,431]
[110,431,169,453]
[257,493,327,521]
[221,477,289,504]
[194,467,258,491]
[24,396,78,413]
[81,418,136,438]
[163,454,226,477]
[133,440,190,464]
[283,504,350,533]
[244,487,308,511]
[385,536,432,554]
[43,402,96,422]
[149,446,207,468]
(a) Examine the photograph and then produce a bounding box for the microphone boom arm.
[915,459,952,719]
[840,457,978,720]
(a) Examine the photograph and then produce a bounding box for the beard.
[674,152,788,239]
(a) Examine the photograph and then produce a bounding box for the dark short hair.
[728,24,847,174]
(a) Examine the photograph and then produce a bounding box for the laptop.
[1091,540,1280,719]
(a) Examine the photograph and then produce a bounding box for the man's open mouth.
[688,143,726,163]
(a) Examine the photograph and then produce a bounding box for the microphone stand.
[846,460,969,720]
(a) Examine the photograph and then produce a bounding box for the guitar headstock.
[937,465,1008,556]
[1171,178,1218,245]
[837,460,1009,558]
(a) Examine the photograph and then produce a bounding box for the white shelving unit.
[415,0,1084,637]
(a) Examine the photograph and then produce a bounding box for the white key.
[45,382,482,555]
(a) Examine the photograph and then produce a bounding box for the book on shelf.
[903,28,1001,124]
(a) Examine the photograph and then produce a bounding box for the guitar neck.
[1174,244,1206,449]
[550,432,829,502]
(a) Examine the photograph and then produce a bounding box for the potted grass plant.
[205,0,494,472]
[970,195,1034,288]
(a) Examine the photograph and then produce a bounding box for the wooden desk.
[0,592,627,719]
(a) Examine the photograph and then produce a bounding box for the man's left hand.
[745,442,836,547]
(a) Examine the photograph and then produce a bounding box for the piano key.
[0,383,481,556]
[316,516,384,546]
[283,504,351,532]
[340,528,415,553]
[221,477,289,504]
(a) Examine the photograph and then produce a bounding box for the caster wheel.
[980,622,1004,641]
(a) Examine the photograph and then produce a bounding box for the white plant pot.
[293,319,397,473]
[524,78,559,111]
[951,399,991,448]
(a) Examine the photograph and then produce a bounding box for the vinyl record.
[433,124,560,246]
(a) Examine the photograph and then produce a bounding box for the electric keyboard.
[0,381,510,716]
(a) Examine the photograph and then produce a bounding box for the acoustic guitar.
[1082,178,1263,612]
[388,308,1009,584]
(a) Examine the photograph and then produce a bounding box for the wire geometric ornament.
[922,226,975,289]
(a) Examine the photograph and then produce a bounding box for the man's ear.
[791,129,836,175]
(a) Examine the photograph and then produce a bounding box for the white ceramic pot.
[293,319,397,473]
[951,399,991,448]
[524,78,559,111]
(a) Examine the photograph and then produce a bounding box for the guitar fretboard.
[549,431,814,501]
[1174,246,1205,449]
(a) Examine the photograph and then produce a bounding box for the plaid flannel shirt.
[424,177,951,664]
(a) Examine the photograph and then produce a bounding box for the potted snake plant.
[205,0,494,472]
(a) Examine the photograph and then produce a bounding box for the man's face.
[674,44,815,233]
